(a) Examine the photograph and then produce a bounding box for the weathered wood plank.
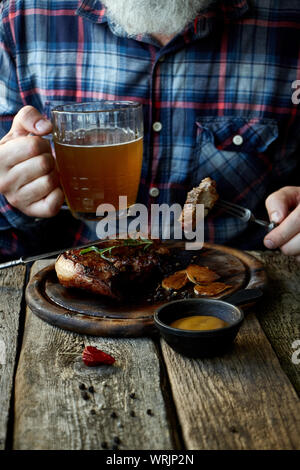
[0,266,26,450]
[161,311,300,450]
[13,261,175,450]
[249,251,300,395]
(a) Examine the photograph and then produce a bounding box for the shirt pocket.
[192,117,279,207]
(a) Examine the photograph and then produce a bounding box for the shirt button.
[233,134,243,146]
[149,187,160,197]
[153,121,162,132]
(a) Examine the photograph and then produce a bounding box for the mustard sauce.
[170,315,228,331]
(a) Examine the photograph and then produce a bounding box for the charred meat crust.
[55,240,170,300]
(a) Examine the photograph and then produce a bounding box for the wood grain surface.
[25,244,266,337]
[13,261,175,450]
[0,266,26,450]
[161,310,300,450]
[250,251,300,395]
[2,251,299,450]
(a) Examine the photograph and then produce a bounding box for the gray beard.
[101,0,216,36]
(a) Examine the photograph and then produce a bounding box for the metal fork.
[215,199,278,232]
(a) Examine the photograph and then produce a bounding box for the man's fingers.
[6,153,55,190]
[265,186,300,224]
[279,233,300,257]
[0,105,63,220]
[0,105,52,142]
[15,170,60,206]
[264,203,300,249]
[264,187,300,250]
[24,187,65,218]
[0,136,51,170]
[9,105,52,137]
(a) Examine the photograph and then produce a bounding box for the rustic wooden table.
[0,252,299,450]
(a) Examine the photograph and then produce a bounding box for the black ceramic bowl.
[154,288,263,358]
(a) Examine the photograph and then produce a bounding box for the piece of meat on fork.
[179,177,219,230]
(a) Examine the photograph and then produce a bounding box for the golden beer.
[54,136,143,219]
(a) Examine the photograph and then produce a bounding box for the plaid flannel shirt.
[0,0,299,258]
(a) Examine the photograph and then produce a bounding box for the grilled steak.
[55,239,170,300]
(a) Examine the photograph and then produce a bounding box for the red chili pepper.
[82,346,116,367]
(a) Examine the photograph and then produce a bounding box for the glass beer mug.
[51,101,143,220]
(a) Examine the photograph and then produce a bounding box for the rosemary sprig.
[79,238,153,261]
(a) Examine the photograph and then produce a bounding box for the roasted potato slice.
[162,270,189,291]
[193,282,232,297]
[186,264,219,284]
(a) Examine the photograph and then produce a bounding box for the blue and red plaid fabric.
[0,0,299,258]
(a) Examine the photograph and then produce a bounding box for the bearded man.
[0,0,299,259]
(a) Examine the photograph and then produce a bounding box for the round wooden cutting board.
[25,243,267,337]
